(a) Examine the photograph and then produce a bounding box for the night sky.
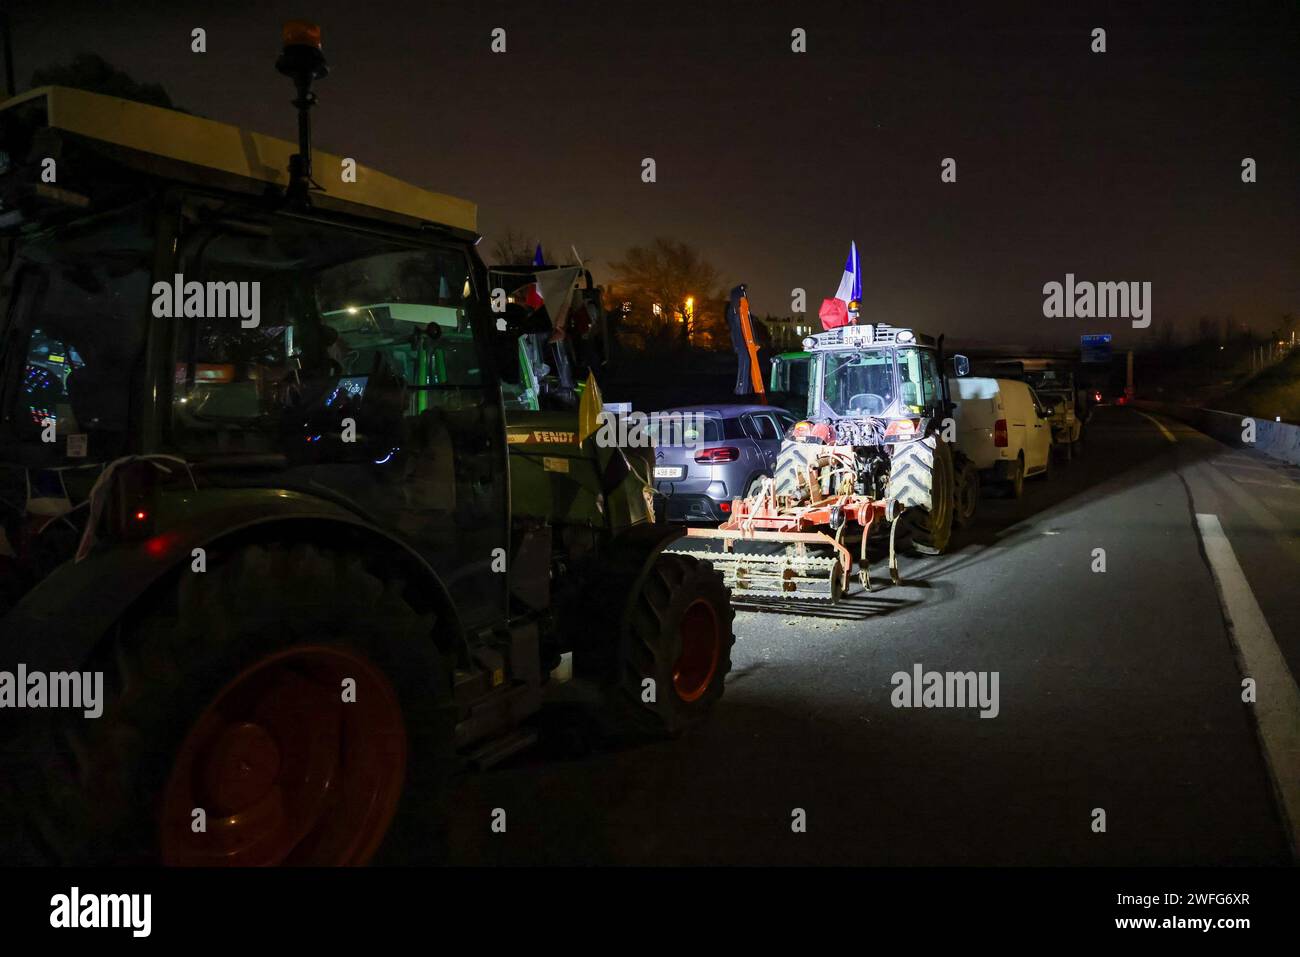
[9,0,1298,347]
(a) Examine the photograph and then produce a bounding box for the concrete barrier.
[1132,401,1300,467]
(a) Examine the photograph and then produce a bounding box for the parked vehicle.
[1024,369,1083,459]
[668,324,977,602]
[490,264,606,412]
[949,377,1053,497]
[982,359,1085,460]
[0,28,735,866]
[1037,391,1081,459]
[768,350,810,416]
[652,404,798,522]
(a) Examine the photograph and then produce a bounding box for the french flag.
[524,243,547,309]
[818,241,862,330]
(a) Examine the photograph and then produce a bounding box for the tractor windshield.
[821,350,896,416]
[170,212,485,456]
[167,208,507,630]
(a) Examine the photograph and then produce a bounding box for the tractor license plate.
[654,466,685,479]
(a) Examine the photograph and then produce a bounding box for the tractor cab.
[488,263,606,412]
[0,81,509,627]
[767,350,810,416]
[796,324,954,446]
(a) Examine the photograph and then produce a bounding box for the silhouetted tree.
[609,238,723,345]
[488,228,558,267]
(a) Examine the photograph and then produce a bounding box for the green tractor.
[489,262,608,413]
[669,324,976,601]
[768,350,811,416]
[0,27,733,866]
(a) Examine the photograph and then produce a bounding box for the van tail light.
[994,418,1009,448]
[694,446,739,464]
[884,418,920,440]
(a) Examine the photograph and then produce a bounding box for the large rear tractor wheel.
[5,543,452,866]
[890,436,954,555]
[606,552,735,737]
[771,442,826,503]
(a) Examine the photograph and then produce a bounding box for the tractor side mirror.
[949,354,971,377]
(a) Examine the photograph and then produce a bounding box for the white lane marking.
[1137,411,1177,443]
[1195,513,1300,860]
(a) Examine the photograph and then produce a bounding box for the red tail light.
[993,418,1009,447]
[719,501,732,513]
[694,446,739,464]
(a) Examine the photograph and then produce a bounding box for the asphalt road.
[447,406,1299,865]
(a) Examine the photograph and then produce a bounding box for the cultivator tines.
[665,477,897,604]
[668,530,850,599]
[728,550,842,598]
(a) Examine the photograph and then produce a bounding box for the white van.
[949,377,1053,497]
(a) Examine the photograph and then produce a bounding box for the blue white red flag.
[819,241,862,330]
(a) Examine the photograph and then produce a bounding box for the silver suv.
[651,404,798,522]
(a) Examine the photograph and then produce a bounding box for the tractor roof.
[804,323,934,351]
[0,86,477,233]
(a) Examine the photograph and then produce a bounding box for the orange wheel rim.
[673,599,721,703]
[160,646,406,866]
